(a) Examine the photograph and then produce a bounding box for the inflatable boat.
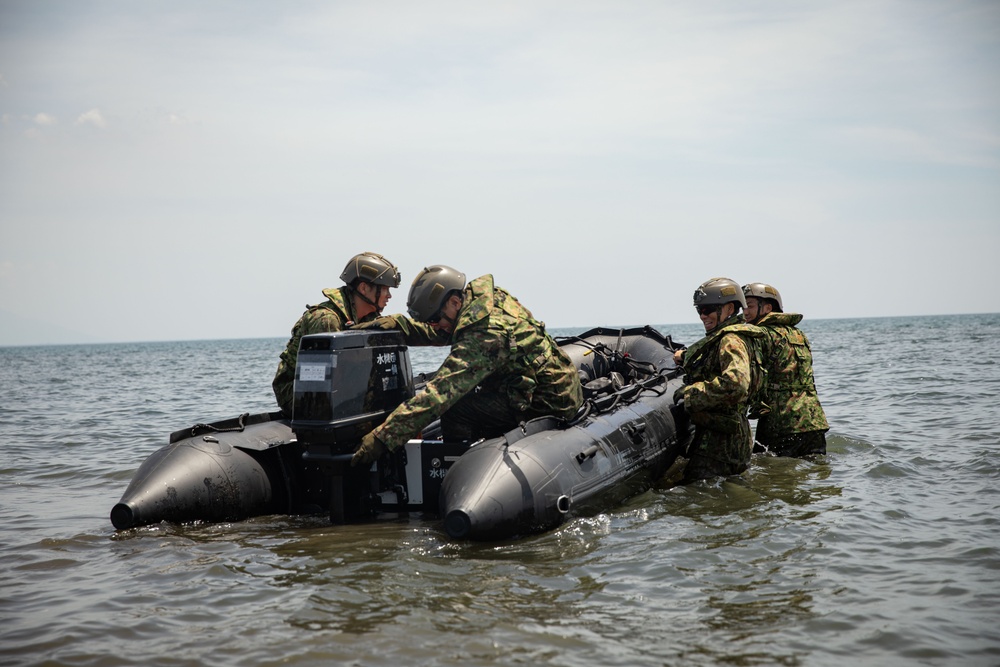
[111,326,692,540]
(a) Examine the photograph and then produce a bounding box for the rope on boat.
[558,331,675,428]
[566,369,670,426]
[190,412,250,437]
[560,332,671,378]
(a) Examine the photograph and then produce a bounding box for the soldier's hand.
[672,349,684,366]
[351,432,386,467]
[673,386,686,405]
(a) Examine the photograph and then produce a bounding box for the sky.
[1,0,998,346]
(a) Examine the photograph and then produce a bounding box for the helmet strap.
[754,300,771,322]
[437,294,462,328]
[352,282,383,314]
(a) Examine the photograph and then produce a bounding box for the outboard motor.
[291,330,414,523]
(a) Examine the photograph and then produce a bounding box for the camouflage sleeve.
[299,308,346,336]
[372,331,504,449]
[352,314,449,346]
[683,333,751,413]
[281,308,346,366]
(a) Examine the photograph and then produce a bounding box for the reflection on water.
[642,452,844,665]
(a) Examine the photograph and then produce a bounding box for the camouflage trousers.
[755,430,827,457]
[440,389,529,442]
[682,415,752,483]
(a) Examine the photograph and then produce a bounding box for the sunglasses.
[696,304,719,316]
[426,309,443,325]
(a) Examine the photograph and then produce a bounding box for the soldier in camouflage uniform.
[271,252,401,416]
[351,265,583,466]
[743,282,829,457]
[674,277,766,482]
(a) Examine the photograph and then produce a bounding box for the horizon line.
[2,311,997,349]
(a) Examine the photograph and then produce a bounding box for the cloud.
[0,73,7,87]
[32,112,57,126]
[0,1,997,342]
[74,108,107,128]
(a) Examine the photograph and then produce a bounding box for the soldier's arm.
[372,332,504,449]
[300,308,346,336]
[281,308,345,369]
[683,334,751,412]
[352,314,448,346]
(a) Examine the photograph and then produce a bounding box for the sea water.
[1,314,998,666]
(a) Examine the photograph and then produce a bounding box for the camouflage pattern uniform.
[753,311,829,456]
[370,275,584,449]
[677,314,765,481]
[272,287,376,415]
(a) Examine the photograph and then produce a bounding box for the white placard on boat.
[299,363,327,382]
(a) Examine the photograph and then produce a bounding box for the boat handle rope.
[567,371,669,426]
[560,336,662,380]
[189,412,250,437]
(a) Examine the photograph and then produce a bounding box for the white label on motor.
[299,364,327,381]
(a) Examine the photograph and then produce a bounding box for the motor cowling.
[291,330,414,450]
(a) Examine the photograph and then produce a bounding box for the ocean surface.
[1,314,998,667]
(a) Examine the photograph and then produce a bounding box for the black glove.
[673,386,686,404]
[351,432,387,467]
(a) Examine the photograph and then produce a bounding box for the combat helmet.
[742,282,783,312]
[693,277,747,310]
[340,252,402,288]
[407,265,467,322]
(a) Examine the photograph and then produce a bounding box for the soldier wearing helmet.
[673,277,766,482]
[742,282,829,457]
[742,282,783,325]
[350,265,583,467]
[271,252,401,416]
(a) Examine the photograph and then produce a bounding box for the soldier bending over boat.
[351,264,583,467]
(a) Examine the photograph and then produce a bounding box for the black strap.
[190,412,249,437]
